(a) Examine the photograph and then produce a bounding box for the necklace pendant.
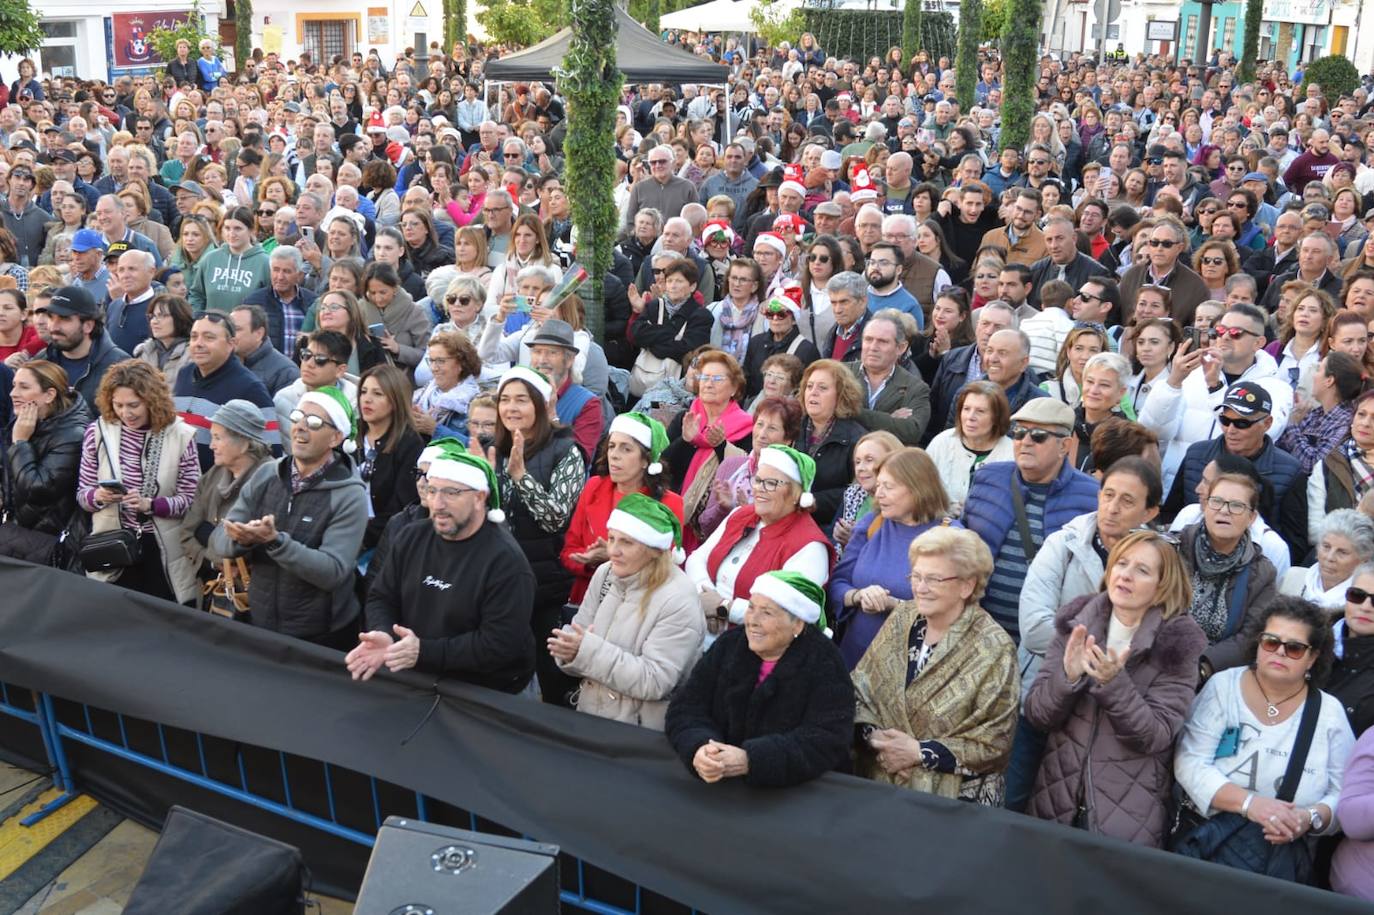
[1266,704,1280,719]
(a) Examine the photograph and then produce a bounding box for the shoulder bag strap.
[1221,562,1252,640]
[1008,477,1040,563]
[96,418,121,485]
[1276,687,1323,803]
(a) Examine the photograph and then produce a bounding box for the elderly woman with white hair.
[1280,509,1374,610]
[1068,351,1131,473]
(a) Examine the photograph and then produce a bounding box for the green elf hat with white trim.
[298,387,357,454]
[499,364,553,403]
[608,412,670,475]
[417,436,463,468]
[608,492,685,562]
[758,444,818,509]
[751,570,828,631]
[426,448,506,523]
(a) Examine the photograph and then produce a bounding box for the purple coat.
[829,515,959,669]
[1025,592,1207,847]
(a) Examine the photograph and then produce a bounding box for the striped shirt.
[981,481,1050,643]
[77,423,200,533]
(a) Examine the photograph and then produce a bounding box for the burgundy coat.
[1025,592,1207,847]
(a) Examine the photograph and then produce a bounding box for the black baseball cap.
[1219,381,1273,418]
[45,285,99,318]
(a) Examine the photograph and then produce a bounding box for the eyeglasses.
[1205,495,1253,514]
[1218,414,1265,429]
[319,302,347,313]
[1348,586,1374,606]
[909,572,961,588]
[1010,425,1066,443]
[289,409,329,431]
[698,373,729,384]
[1029,158,1050,165]
[1258,633,1312,660]
[750,475,790,492]
[763,371,791,383]
[301,351,340,366]
[1213,325,1261,339]
[429,484,480,502]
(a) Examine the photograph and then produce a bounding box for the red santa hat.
[753,231,787,256]
[773,212,806,235]
[366,110,387,134]
[850,165,879,203]
[763,282,805,321]
[700,219,735,247]
[779,163,806,200]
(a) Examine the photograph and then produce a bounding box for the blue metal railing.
[0,681,694,915]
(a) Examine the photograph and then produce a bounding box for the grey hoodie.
[189,241,271,314]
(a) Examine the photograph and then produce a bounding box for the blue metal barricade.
[1,685,695,915]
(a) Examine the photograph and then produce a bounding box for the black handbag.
[1170,686,1322,883]
[77,421,142,572]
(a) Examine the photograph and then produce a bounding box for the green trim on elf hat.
[751,570,828,632]
[298,387,358,454]
[426,448,506,523]
[758,444,817,509]
[608,412,670,475]
[607,492,685,562]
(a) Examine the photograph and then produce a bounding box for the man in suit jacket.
[1118,218,1210,326]
[1257,233,1345,314]
[852,309,931,445]
[1027,216,1114,308]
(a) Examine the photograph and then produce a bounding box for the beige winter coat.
[558,562,705,730]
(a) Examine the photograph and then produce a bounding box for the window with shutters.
[302,20,350,65]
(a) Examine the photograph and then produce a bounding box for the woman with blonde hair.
[1026,530,1206,845]
[453,224,492,284]
[852,526,1018,802]
[830,447,959,668]
[551,494,704,729]
[77,359,200,602]
[484,212,561,312]
[112,181,167,255]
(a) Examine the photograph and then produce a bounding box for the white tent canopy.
[660,0,800,34]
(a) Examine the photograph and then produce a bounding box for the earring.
[1306,670,1312,681]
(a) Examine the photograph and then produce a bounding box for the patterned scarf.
[715,297,760,364]
[1188,526,1251,642]
[1346,439,1374,497]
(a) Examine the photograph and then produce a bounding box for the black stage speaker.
[123,805,305,915]
[355,817,560,915]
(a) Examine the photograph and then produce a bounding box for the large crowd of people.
[5,29,1374,897]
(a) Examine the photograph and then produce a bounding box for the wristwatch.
[1309,807,1325,832]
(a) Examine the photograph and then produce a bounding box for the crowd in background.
[7,27,1374,898]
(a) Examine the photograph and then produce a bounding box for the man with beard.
[37,285,128,409]
[347,447,536,692]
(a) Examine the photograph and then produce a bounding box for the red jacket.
[560,475,685,602]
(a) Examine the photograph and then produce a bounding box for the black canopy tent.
[482,6,733,139]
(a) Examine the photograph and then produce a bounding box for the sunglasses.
[446,294,474,305]
[301,352,340,366]
[808,254,830,264]
[1200,256,1226,266]
[256,208,276,216]
[1218,414,1263,429]
[193,310,232,326]
[1213,325,1260,339]
[289,409,329,430]
[1147,238,1180,247]
[1348,586,1374,606]
[1010,425,1066,443]
[765,308,790,317]
[1258,633,1312,660]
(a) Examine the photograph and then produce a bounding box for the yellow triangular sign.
[408,0,427,15]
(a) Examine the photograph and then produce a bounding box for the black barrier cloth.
[0,557,1367,915]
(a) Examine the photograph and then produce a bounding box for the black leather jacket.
[4,398,91,535]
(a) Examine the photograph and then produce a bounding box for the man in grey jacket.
[209,388,367,649]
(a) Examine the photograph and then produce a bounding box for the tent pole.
[722,82,732,146]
